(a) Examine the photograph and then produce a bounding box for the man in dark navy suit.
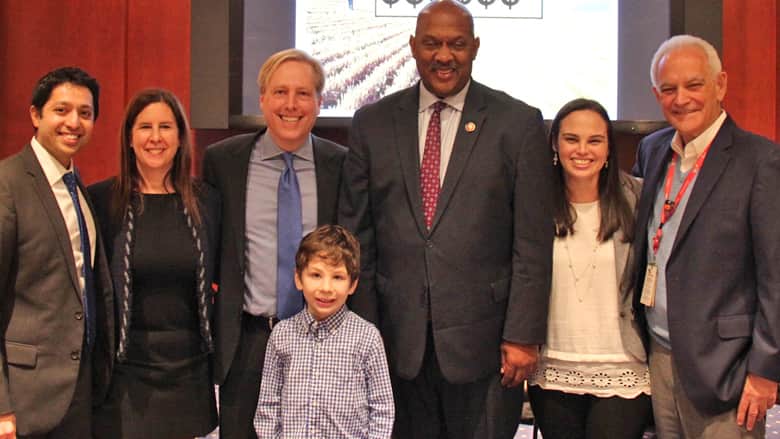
[339,2,553,437]
[633,35,779,438]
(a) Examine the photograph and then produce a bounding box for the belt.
[242,312,280,331]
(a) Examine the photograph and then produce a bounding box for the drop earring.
[553,152,559,166]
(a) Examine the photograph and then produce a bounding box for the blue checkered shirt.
[254,305,394,439]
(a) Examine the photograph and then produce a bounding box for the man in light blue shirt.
[202,49,347,439]
[632,35,780,438]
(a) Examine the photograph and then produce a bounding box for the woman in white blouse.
[528,98,652,438]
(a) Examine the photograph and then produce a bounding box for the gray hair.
[650,35,722,88]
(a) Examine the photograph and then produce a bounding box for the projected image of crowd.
[306,0,418,113]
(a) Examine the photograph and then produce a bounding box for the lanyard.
[651,142,713,255]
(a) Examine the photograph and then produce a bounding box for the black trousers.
[19,349,92,439]
[218,313,274,439]
[392,326,524,439]
[528,385,652,439]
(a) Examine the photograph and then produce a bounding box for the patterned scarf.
[115,196,214,362]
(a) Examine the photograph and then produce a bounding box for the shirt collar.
[30,136,73,187]
[670,110,727,159]
[257,131,314,162]
[300,304,349,338]
[419,80,470,114]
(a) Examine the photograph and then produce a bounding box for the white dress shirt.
[30,136,96,292]
[417,81,471,183]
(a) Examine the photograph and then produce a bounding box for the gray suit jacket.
[632,117,780,414]
[202,131,347,384]
[339,81,554,383]
[0,145,114,435]
[615,172,646,363]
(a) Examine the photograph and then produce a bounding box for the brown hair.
[295,225,360,282]
[549,98,634,242]
[112,88,201,225]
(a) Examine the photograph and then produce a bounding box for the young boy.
[253,225,394,438]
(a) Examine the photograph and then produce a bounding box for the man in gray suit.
[338,2,553,438]
[0,67,114,438]
[632,35,779,438]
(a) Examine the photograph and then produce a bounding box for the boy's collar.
[301,305,349,336]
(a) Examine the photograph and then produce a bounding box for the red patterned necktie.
[421,101,446,229]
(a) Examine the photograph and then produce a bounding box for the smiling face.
[295,256,357,321]
[410,1,479,98]
[652,45,727,144]
[29,82,95,167]
[130,102,180,180]
[260,60,321,152]
[556,109,609,191]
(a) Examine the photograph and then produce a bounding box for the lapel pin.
[465,121,477,133]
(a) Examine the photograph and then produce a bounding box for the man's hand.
[736,373,777,431]
[499,341,538,388]
[0,413,16,439]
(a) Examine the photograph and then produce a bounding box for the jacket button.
[74,311,83,320]
[425,240,433,248]
[71,350,80,361]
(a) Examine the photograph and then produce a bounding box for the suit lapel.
[313,136,339,224]
[636,143,673,241]
[76,172,108,288]
[21,146,82,298]
[432,83,486,231]
[229,133,259,273]
[614,177,637,301]
[671,120,734,255]
[394,85,428,235]
[613,228,629,286]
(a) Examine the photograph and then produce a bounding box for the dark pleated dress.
[94,194,217,438]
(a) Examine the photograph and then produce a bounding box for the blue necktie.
[276,152,304,319]
[62,172,96,349]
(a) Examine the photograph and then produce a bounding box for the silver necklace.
[562,233,601,302]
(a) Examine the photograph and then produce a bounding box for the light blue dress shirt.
[243,134,318,317]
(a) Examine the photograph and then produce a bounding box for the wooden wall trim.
[722,0,779,142]
[0,1,193,183]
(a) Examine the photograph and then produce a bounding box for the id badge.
[640,263,658,307]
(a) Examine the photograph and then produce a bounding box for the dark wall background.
[1,1,777,183]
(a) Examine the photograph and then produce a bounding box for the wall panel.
[0,1,127,183]
[3,2,778,183]
[0,1,192,183]
[722,0,778,141]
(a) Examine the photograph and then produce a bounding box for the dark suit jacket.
[202,131,347,384]
[339,81,554,383]
[0,145,114,435]
[87,177,221,358]
[632,116,780,414]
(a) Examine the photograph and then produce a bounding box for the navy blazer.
[632,116,780,414]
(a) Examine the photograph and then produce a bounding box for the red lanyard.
[651,142,713,255]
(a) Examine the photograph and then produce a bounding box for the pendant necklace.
[562,232,601,302]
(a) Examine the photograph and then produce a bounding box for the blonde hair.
[256,48,325,96]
